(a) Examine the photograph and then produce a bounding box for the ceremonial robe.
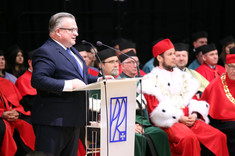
[0,78,35,156]
[140,67,229,156]
[201,73,235,155]
[196,63,225,82]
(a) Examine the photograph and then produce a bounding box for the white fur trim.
[188,99,210,124]
[150,100,184,128]
[139,67,200,106]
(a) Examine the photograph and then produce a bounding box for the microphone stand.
[96,41,141,77]
[96,41,144,156]
[81,40,109,156]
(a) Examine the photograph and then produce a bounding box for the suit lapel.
[48,38,86,80]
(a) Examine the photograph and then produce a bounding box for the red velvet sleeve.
[144,94,159,115]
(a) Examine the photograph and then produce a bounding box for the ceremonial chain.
[155,74,188,108]
[221,73,235,104]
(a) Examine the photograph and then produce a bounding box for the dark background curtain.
[0,0,235,64]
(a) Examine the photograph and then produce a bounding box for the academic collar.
[119,72,132,78]
[206,63,216,69]
[28,68,32,73]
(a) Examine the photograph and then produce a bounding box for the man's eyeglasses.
[59,28,78,34]
[102,60,120,64]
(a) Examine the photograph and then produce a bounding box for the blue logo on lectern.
[110,96,127,143]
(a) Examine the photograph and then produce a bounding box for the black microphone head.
[96,41,103,46]
[81,40,86,44]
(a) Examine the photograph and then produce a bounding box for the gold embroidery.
[221,73,235,104]
[155,74,188,108]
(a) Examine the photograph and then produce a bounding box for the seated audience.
[139,38,229,156]
[196,43,225,82]
[201,50,235,156]
[5,45,27,78]
[15,50,36,112]
[174,43,209,94]
[188,31,208,69]
[218,35,235,66]
[74,44,99,76]
[0,78,35,156]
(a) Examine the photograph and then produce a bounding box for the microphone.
[81,40,106,80]
[96,41,141,77]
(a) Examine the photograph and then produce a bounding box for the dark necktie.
[67,48,83,77]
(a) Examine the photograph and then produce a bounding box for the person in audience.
[174,43,209,94]
[115,39,146,77]
[188,31,208,70]
[15,50,36,112]
[118,38,137,54]
[0,77,35,156]
[201,51,235,156]
[88,48,119,103]
[74,44,99,76]
[97,48,119,77]
[87,45,98,69]
[118,50,171,156]
[218,35,235,66]
[196,43,225,82]
[0,50,17,84]
[110,37,126,51]
[142,57,154,74]
[6,45,27,78]
[139,38,229,156]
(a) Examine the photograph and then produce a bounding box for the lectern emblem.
[110,96,127,143]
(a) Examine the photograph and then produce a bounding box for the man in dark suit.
[31,12,99,156]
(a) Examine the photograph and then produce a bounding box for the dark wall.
[1,0,235,65]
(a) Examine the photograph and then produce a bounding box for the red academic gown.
[141,67,229,156]
[196,63,225,82]
[201,73,235,120]
[88,67,99,77]
[0,78,35,156]
[201,73,235,155]
[15,70,37,97]
[145,95,228,156]
[202,74,235,155]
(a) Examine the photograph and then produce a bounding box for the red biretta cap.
[152,39,174,57]
[226,54,235,64]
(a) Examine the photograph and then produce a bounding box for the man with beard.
[97,48,119,77]
[86,48,118,154]
[196,43,225,82]
[139,38,229,156]
[118,50,171,156]
[201,50,235,156]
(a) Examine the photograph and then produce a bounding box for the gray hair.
[48,12,75,33]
